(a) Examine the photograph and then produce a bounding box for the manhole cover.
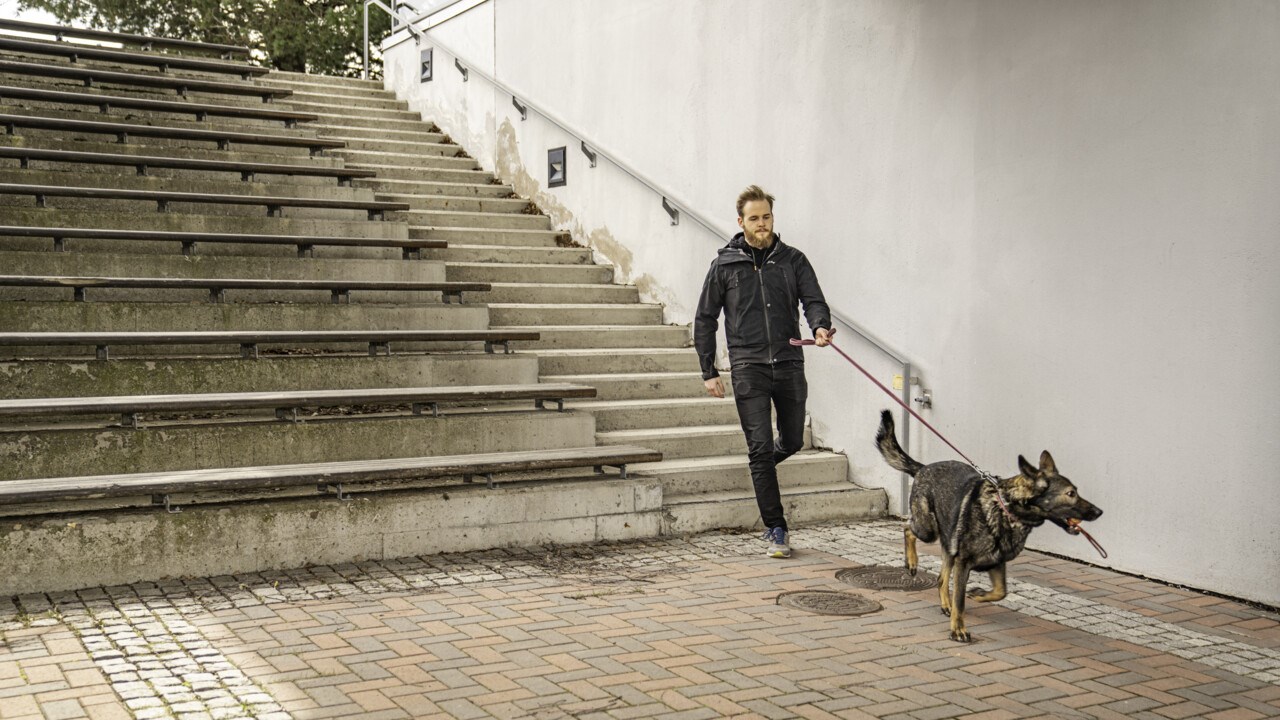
[836,565,939,591]
[776,590,881,616]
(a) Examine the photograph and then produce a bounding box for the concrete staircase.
[263,70,887,535]
[0,33,883,592]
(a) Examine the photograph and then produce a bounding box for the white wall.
[385,0,1280,606]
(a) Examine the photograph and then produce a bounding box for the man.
[695,185,833,559]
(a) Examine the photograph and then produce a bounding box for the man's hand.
[704,377,725,398]
[815,327,835,347]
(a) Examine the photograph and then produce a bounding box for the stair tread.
[631,450,841,474]
[565,397,731,410]
[665,481,873,503]
[547,371,701,381]
[534,347,692,356]
[490,282,629,289]
[599,424,741,439]
[492,324,685,331]
[488,303,659,310]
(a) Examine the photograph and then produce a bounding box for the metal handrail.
[382,14,922,512]
[363,0,422,80]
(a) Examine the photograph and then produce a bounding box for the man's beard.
[745,230,773,249]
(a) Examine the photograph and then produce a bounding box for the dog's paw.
[940,606,951,617]
[907,565,917,577]
[949,629,972,643]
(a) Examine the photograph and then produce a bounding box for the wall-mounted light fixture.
[420,48,433,82]
[548,146,567,188]
[454,58,468,81]
[580,141,597,168]
[512,97,527,121]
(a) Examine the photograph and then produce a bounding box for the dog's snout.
[1082,502,1102,521]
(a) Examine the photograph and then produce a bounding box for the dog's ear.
[1017,454,1038,479]
[1032,475,1050,495]
[1039,450,1058,476]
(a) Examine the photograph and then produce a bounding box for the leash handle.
[1068,520,1109,558]
[791,336,1108,559]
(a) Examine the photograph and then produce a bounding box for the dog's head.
[1013,451,1103,531]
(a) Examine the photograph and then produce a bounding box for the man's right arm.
[693,264,724,382]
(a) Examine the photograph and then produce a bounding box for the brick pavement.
[2,520,1278,719]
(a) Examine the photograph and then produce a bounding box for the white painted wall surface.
[384,1,1280,606]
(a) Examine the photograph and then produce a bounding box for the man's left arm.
[795,254,834,346]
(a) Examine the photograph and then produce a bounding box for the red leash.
[790,334,1107,558]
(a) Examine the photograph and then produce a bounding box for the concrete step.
[359,178,513,197]
[446,261,612,284]
[565,397,740,431]
[259,77,399,99]
[0,166,349,192]
[0,407,595,480]
[399,209,550,230]
[0,301,489,333]
[267,70,384,89]
[310,113,432,132]
[336,136,454,153]
[337,147,473,166]
[313,124,444,142]
[0,51,264,85]
[380,194,531,214]
[345,155,481,172]
[1,476,665,595]
[346,164,492,183]
[544,372,712,401]
[2,128,330,163]
[0,71,280,106]
[0,208,409,248]
[490,325,689,350]
[597,423,809,459]
[483,282,638,304]
[661,480,888,536]
[0,169,373,201]
[286,90,407,111]
[0,103,325,139]
[535,348,701,375]
[0,193,371,222]
[411,227,564,247]
[0,66,280,107]
[3,353,538,398]
[280,100,421,120]
[487,303,663,327]
[335,142,461,159]
[428,245,591,265]
[0,249,444,286]
[633,451,849,494]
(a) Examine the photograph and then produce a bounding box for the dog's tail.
[875,409,924,476]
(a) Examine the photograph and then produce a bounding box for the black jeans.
[730,361,807,532]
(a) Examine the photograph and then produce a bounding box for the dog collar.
[975,466,1019,524]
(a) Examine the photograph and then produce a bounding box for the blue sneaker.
[762,527,791,558]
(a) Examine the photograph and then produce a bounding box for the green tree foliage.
[18,0,394,76]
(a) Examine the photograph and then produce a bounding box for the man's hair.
[736,185,775,218]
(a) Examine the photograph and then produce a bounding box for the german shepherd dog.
[875,410,1102,642]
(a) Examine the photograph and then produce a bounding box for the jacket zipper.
[756,254,774,364]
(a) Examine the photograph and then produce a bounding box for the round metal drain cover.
[836,565,939,591]
[776,590,881,616]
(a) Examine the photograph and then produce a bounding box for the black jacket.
[694,233,832,380]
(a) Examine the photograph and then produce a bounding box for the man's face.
[738,200,774,249]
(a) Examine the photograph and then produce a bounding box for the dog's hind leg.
[904,527,919,576]
[967,563,1007,603]
[949,559,973,643]
[937,552,954,616]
